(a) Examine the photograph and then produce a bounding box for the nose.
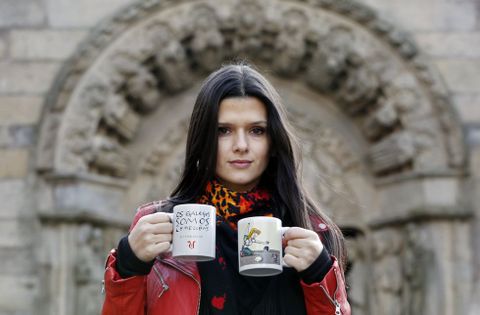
[233,131,248,153]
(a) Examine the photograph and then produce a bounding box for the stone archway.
[34,0,471,314]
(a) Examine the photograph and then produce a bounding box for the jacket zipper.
[152,264,169,298]
[159,258,201,315]
[319,267,341,315]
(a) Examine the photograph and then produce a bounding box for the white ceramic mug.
[237,216,289,276]
[167,204,216,261]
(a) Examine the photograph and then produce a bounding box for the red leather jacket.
[102,203,351,315]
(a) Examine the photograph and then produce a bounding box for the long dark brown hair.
[166,63,347,271]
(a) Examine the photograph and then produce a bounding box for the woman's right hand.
[128,212,173,262]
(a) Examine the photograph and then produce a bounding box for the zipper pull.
[101,280,105,295]
[334,300,341,315]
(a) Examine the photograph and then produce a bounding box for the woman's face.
[215,97,270,192]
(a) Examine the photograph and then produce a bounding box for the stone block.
[46,0,134,27]
[8,125,36,148]
[0,180,28,219]
[453,93,480,124]
[357,0,477,31]
[377,179,424,217]
[0,36,6,60]
[10,30,87,60]
[0,274,36,313]
[0,149,29,178]
[0,62,60,94]
[0,220,30,247]
[415,32,480,58]
[53,178,125,213]
[0,246,34,274]
[435,59,480,93]
[0,96,43,125]
[467,126,480,146]
[0,0,45,28]
[0,127,8,148]
[0,125,35,148]
[423,178,460,207]
[377,177,461,218]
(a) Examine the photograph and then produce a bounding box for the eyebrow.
[218,121,268,125]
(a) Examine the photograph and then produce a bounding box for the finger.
[284,227,319,242]
[150,233,172,244]
[149,222,173,234]
[286,242,322,263]
[284,245,304,258]
[283,253,309,272]
[149,241,172,256]
[143,212,172,224]
[287,238,319,249]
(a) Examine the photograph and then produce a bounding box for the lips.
[229,160,252,169]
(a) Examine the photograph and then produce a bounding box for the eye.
[218,127,230,135]
[250,127,266,135]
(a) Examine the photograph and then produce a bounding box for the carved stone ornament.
[36,0,465,182]
[75,224,105,315]
[273,8,309,76]
[188,4,225,72]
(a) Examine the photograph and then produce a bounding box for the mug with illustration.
[237,216,289,276]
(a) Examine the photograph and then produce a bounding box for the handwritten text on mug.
[175,209,211,232]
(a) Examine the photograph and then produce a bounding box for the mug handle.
[281,227,290,267]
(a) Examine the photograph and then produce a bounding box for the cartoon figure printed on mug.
[241,224,269,256]
[102,62,351,315]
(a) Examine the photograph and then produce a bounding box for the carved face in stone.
[215,97,271,192]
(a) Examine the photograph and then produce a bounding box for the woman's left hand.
[283,227,324,272]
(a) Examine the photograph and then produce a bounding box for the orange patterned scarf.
[197,179,273,230]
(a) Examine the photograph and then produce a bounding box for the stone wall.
[0,0,479,314]
[0,1,135,313]
[355,1,480,313]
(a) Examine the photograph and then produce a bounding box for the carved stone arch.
[33,1,471,315]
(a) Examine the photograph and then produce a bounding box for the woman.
[102,63,350,314]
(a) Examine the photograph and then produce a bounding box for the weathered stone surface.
[0,62,60,94]
[369,131,415,174]
[91,134,129,177]
[5,125,36,148]
[0,274,37,313]
[0,96,43,125]
[0,180,28,219]
[0,0,45,27]
[46,0,134,27]
[0,220,30,247]
[435,59,480,93]
[0,124,36,149]
[467,126,480,146]
[102,94,140,140]
[189,4,225,72]
[377,177,461,219]
[0,246,35,274]
[453,93,480,124]
[10,30,87,60]
[52,177,127,215]
[0,36,6,60]
[0,127,8,148]
[357,0,477,31]
[0,149,29,178]
[469,144,480,275]
[423,178,460,207]
[415,32,480,58]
